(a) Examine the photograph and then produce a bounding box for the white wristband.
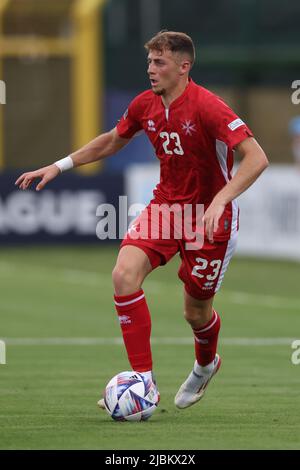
[54,156,74,173]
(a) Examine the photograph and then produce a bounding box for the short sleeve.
[116,96,143,139]
[202,94,254,148]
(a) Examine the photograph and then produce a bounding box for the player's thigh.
[178,233,238,300]
[115,245,153,276]
[119,201,179,271]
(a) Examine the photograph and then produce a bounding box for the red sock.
[114,289,152,372]
[193,310,221,366]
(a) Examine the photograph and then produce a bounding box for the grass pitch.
[0,245,299,449]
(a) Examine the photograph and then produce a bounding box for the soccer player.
[15,31,269,409]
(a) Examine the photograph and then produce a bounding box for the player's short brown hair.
[144,31,195,66]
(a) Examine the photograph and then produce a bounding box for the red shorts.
[121,203,238,300]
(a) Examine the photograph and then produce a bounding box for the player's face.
[147,49,186,96]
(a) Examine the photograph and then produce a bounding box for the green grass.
[0,245,300,449]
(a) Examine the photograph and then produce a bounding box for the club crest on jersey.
[181,119,196,136]
[147,119,156,131]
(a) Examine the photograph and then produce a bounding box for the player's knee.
[183,306,211,328]
[184,308,199,324]
[112,263,141,294]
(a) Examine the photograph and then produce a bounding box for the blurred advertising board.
[0,171,123,245]
[125,164,300,261]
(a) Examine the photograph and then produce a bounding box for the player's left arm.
[204,136,269,243]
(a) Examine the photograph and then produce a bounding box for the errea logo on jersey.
[228,118,244,131]
[148,120,156,131]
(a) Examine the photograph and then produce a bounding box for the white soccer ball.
[104,371,158,421]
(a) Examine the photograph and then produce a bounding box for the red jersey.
[116,78,253,241]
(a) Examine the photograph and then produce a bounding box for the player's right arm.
[15,127,131,191]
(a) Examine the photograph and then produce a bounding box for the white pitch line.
[2,337,297,346]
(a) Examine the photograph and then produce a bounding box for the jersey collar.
[160,77,194,111]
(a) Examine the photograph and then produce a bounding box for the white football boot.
[174,354,221,409]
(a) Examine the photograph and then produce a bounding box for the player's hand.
[202,198,226,243]
[15,164,60,191]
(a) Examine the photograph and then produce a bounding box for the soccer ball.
[104,371,158,421]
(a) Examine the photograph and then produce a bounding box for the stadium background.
[0,0,299,450]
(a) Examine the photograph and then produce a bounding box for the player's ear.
[180,60,191,75]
